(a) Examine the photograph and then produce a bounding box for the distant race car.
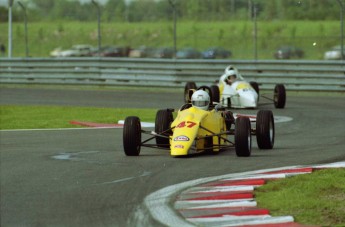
[50,44,94,57]
[184,73,286,109]
[123,86,275,157]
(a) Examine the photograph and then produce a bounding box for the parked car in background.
[50,44,94,57]
[90,46,130,57]
[129,46,154,58]
[176,48,201,59]
[152,47,174,58]
[274,46,304,59]
[202,47,232,59]
[324,45,345,60]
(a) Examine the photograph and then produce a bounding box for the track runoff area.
[141,161,345,227]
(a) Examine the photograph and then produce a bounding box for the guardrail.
[1,58,344,92]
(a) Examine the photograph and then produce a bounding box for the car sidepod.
[237,88,258,108]
[221,81,258,108]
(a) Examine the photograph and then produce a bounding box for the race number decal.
[176,121,197,128]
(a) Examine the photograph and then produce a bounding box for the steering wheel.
[197,85,214,107]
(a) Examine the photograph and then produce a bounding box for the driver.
[223,65,239,85]
[191,90,210,111]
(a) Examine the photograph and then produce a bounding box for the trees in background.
[1,0,343,22]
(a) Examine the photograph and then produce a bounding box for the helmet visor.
[192,100,209,107]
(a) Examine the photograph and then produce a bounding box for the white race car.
[184,69,286,109]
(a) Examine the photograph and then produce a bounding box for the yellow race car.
[123,87,275,157]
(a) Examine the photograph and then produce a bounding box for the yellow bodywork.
[170,106,228,156]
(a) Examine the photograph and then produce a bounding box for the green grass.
[0,105,157,130]
[0,20,341,59]
[255,169,345,226]
[0,83,184,94]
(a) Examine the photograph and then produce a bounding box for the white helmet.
[191,90,210,111]
[224,65,238,78]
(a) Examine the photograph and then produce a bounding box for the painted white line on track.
[52,151,100,161]
[314,162,345,168]
[118,120,155,128]
[99,171,152,185]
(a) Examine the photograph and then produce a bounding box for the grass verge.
[0,105,157,130]
[0,84,184,93]
[255,168,345,226]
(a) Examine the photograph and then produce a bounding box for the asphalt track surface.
[1,86,345,227]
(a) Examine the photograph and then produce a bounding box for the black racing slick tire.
[249,81,260,96]
[155,109,173,148]
[210,85,220,103]
[123,116,141,156]
[274,84,286,109]
[184,82,197,103]
[256,110,275,149]
[235,117,252,157]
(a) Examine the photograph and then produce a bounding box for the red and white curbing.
[173,163,345,227]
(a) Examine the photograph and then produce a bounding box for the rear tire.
[123,116,141,156]
[210,85,220,103]
[274,84,286,109]
[256,110,275,149]
[184,82,197,103]
[155,109,173,148]
[250,81,260,96]
[235,117,251,157]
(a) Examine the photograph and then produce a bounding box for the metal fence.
[0,58,344,92]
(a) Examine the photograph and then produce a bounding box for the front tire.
[256,110,275,149]
[155,109,173,148]
[235,117,252,157]
[123,116,141,156]
[274,84,286,109]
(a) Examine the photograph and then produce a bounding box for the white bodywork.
[50,45,94,57]
[324,45,344,60]
[219,74,258,108]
